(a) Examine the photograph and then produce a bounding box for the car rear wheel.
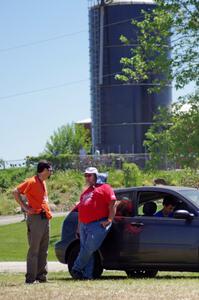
[125,269,158,278]
[67,243,103,279]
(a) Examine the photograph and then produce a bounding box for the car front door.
[127,191,199,267]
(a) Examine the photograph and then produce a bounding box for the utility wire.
[0,79,89,100]
[0,15,145,53]
[0,72,170,101]
[0,72,119,100]
[0,30,87,53]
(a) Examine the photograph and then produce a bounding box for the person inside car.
[115,199,133,217]
[154,196,176,217]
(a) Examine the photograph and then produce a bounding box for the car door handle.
[130,222,144,227]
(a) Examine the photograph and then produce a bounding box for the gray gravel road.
[0,261,67,273]
[0,212,67,226]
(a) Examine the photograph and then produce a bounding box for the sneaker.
[70,269,83,280]
[37,279,48,283]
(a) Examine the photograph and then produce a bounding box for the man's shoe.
[36,276,48,283]
[71,269,83,280]
[38,279,48,283]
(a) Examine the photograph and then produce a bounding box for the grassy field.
[0,216,65,261]
[0,271,199,300]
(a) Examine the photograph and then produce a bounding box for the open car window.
[115,192,135,217]
[137,191,190,217]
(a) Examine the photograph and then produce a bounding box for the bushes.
[108,169,124,188]
[0,166,199,215]
[122,163,141,187]
[0,168,35,192]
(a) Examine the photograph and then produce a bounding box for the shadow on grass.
[156,275,199,280]
[52,275,127,282]
[52,274,199,282]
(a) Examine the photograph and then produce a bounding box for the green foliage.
[27,153,82,171]
[122,163,141,187]
[44,123,91,155]
[1,167,199,215]
[116,0,199,93]
[144,92,199,169]
[0,159,5,169]
[46,170,84,210]
[0,168,35,215]
[178,168,199,187]
[108,169,124,188]
[0,168,35,192]
[26,153,125,172]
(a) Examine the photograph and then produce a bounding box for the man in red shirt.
[71,167,117,280]
[13,160,53,284]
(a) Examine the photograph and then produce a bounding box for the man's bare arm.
[101,201,117,228]
[13,189,35,214]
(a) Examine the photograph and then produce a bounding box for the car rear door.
[101,189,141,269]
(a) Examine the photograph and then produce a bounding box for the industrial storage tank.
[89,0,172,154]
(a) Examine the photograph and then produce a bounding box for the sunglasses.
[84,174,93,178]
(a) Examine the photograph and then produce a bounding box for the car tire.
[125,269,158,278]
[67,243,103,279]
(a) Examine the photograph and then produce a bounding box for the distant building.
[75,118,92,136]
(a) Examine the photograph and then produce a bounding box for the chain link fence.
[1,154,150,171]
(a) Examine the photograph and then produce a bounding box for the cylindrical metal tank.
[89,0,172,154]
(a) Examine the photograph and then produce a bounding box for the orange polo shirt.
[17,175,52,219]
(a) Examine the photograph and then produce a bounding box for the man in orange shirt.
[13,160,53,284]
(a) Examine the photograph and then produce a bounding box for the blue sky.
[0,1,193,160]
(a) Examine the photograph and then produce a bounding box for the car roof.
[114,186,197,193]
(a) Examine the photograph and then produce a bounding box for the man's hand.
[101,219,112,228]
[13,189,34,215]
[25,206,37,215]
[100,200,117,228]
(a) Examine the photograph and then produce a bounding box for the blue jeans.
[72,218,112,279]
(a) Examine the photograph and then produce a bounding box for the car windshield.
[180,190,199,208]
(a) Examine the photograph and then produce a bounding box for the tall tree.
[144,91,199,169]
[116,0,199,93]
[44,123,91,155]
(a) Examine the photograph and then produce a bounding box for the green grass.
[0,271,199,300]
[0,216,65,261]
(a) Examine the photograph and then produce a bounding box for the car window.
[137,191,190,217]
[115,192,135,217]
[138,199,162,216]
[180,190,199,208]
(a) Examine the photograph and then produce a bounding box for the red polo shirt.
[78,184,116,224]
[16,175,52,219]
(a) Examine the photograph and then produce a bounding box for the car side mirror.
[174,210,194,221]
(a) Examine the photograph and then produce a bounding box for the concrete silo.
[88,0,171,154]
